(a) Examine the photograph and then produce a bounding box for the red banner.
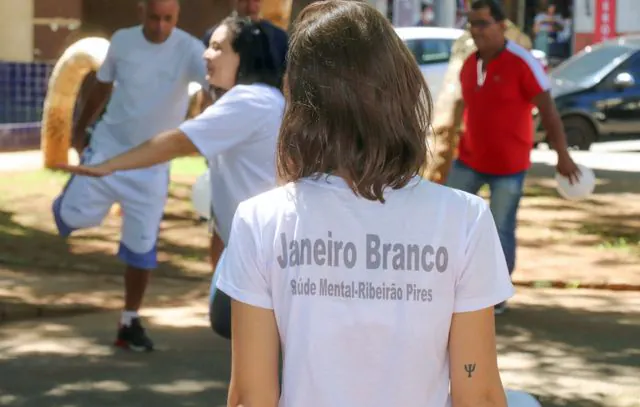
[593,0,617,43]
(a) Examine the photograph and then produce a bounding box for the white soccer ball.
[505,390,542,407]
[191,171,211,219]
[555,164,596,201]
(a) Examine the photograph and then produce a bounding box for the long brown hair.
[276,0,432,202]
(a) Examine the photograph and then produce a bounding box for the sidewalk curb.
[513,280,640,292]
[0,264,209,324]
[0,301,103,323]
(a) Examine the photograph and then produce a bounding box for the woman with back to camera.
[58,16,285,342]
[214,1,513,407]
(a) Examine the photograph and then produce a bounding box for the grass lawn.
[0,158,638,286]
[0,157,210,278]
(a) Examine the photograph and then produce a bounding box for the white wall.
[393,0,419,27]
[616,0,640,33]
[575,0,640,35]
[0,0,34,62]
[367,0,388,16]
[574,0,595,34]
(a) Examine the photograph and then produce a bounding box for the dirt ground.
[1,158,638,297]
[0,288,638,407]
[515,163,640,288]
[0,158,638,407]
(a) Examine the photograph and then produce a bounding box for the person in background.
[555,4,573,60]
[57,17,285,342]
[533,1,564,54]
[215,1,513,406]
[53,0,208,352]
[446,0,580,315]
[202,0,288,72]
[416,1,436,27]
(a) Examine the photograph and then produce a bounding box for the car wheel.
[562,116,597,151]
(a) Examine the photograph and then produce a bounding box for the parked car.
[534,35,640,150]
[395,27,465,100]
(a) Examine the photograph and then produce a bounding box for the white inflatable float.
[191,171,212,220]
[41,38,206,169]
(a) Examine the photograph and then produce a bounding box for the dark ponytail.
[221,17,283,90]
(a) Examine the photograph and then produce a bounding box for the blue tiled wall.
[0,61,53,150]
[0,61,53,124]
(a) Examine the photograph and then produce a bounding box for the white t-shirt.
[92,26,208,161]
[216,175,514,407]
[179,83,285,244]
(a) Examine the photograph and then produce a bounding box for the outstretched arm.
[58,129,198,176]
[72,77,112,153]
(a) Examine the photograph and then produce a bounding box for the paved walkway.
[1,287,638,407]
[0,150,78,172]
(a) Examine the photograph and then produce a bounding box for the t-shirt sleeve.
[453,199,515,313]
[178,86,262,160]
[96,32,120,83]
[187,37,208,88]
[520,53,551,101]
[216,202,272,309]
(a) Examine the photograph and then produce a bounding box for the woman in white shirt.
[214,1,513,407]
[59,16,285,339]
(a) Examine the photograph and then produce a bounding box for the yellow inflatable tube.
[41,37,110,169]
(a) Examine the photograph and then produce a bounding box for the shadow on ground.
[0,306,230,407]
[0,290,638,407]
[518,162,640,259]
[496,290,640,407]
[0,179,211,280]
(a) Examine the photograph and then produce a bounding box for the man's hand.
[556,152,581,184]
[56,163,113,178]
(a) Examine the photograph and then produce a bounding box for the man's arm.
[533,91,580,183]
[72,32,120,153]
[72,79,112,152]
[449,308,507,407]
[520,53,580,183]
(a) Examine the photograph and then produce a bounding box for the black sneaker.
[114,318,154,352]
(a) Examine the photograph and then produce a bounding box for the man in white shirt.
[52,0,208,352]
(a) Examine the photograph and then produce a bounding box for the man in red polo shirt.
[446,0,580,314]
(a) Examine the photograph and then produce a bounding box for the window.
[624,53,640,78]
[552,44,634,87]
[404,38,454,65]
[599,51,640,90]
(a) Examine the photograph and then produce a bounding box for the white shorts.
[52,147,170,269]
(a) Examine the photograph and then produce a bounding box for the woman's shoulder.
[234,184,296,227]
[223,84,284,107]
[411,179,489,222]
